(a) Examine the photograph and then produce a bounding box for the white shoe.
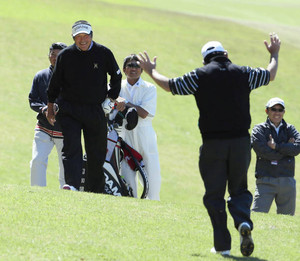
[238,222,254,257]
[62,184,78,191]
[210,247,230,256]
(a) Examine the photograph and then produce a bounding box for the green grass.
[1,185,300,261]
[0,0,300,260]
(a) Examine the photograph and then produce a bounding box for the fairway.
[0,0,300,260]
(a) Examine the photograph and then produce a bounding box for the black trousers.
[199,136,253,251]
[57,100,107,193]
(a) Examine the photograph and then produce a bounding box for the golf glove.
[102,98,114,115]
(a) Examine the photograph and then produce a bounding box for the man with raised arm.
[138,33,281,257]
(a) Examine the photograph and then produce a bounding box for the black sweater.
[169,56,270,140]
[48,42,122,104]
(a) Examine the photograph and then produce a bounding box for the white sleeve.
[139,84,157,117]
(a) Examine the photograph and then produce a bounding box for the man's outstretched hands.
[264,33,281,55]
[137,51,171,92]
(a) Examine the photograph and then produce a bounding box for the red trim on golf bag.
[122,144,143,171]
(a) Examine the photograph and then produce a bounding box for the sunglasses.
[126,63,140,68]
[270,107,284,112]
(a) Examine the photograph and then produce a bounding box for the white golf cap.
[72,21,92,37]
[266,97,285,108]
[201,41,225,60]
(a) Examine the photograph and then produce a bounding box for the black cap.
[124,107,138,130]
[49,42,67,51]
[114,107,138,130]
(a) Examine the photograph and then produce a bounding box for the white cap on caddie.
[266,97,285,108]
[201,41,225,60]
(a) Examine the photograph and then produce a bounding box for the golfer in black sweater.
[138,33,281,257]
[47,20,122,193]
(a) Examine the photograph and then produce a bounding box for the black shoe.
[238,222,254,257]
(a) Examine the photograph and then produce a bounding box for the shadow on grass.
[191,253,268,261]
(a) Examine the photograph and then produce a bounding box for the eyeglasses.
[270,107,284,112]
[126,63,140,68]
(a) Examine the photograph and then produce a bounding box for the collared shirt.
[75,41,94,51]
[120,77,157,120]
[125,77,141,99]
[270,121,283,135]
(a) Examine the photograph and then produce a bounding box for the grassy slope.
[0,0,300,260]
[1,185,299,261]
[1,0,300,207]
[99,0,300,48]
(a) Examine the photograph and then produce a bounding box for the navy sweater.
[29,66,63,137]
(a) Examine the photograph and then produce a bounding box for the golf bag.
[80,108,149,198]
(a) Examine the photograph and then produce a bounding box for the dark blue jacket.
[29,66,63,138]
[251,118,300,178]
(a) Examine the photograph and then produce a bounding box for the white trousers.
[121,153,161,200]
[30,130,65,188]
[121,124,161,200]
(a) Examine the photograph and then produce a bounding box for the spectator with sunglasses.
[116,54,161,200]
[251,97,300,215]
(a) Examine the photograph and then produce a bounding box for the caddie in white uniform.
[116,54,161,200]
